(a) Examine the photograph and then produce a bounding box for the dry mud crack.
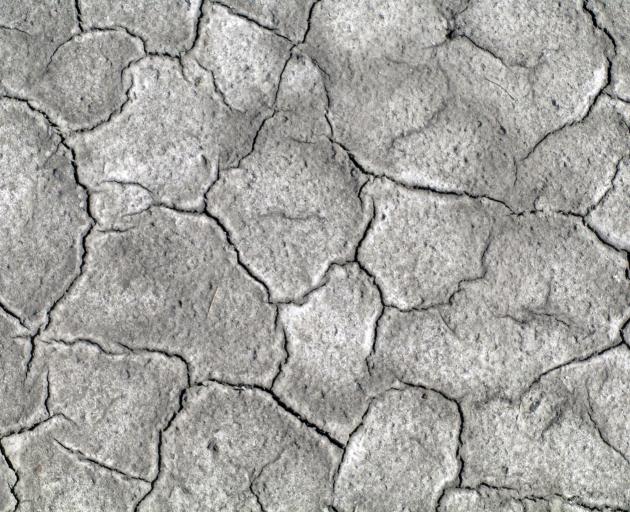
[1,0,630,511]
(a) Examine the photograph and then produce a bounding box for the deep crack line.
[0,439,19,512]
[0,299,28,333]
[396,380,466,504]
[204,210,274,302]
[134,375,345,511]
[331,398,373,501]
[0,413,78,511]
[133,386,189,511]
[459,482,630,512]
[74,0,84,32]
[520,341,628,403]
[203,378,344,448]
[41,336,193,389]
[209,1,292,43]
[585,392,630,468]
[53,438,150,483]
[2,1,629,508]
[329,138,516,214]
[300,0,323,45]
[0,99,99,382]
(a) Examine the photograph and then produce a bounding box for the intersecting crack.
[2,0,630,510]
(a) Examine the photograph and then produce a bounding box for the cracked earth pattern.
[0,1,630,511]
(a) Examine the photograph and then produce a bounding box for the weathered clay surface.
[462,346,630,510]
[334,386,461,512]
[2,416,149,511]
[0,99,91,330]
[40,340,188,481]
[273,263,381,443]
[78,0,203,55]
[137,382,340,512]
[44,208,283,386]
[1,0,629,510]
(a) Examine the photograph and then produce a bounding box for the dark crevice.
[516,2,615,170]
[91,25,149,54]
[607,90,630,105]
[331,398,373,500]
[520,340,626,402]
[232,46,295,169]
[358,228,493,355]
[44,370,51,416]
[585,155,627,217]
[74,0,83,32]
[234,110,276,168]
[553,209,628,257]
[416,234,493,313]
[193,57,239,112]
[523,308,573,330]
[44,26,147,76]
[1,97,97,385]
[186,0,206,54]
[99,178,155,197]
[452,33,512,69]
[119,343,192,388]
[0,439,19,511]
[208,1,292,43]
[519,91,602,166]
[25,204,95,380]
[621,315,630,346]
[300,0,323,45]
[71,64,138,135]
[0,407,74,512]
[41,336,119,356]
[1,413,75,449]
[203,378,344,448]
[273,262,340,307]
[520,91,606,168]
[53,438,150,483]
[397,381,466,495]
[1,95,62,136]
[133,386,189,511]
[269,324,289,391]
[355,261,387,377]
[335,184,388,378]
[0,299,28,333]
[41,337,192,388]
[583,218,628,256]
[0,24,29,36]
[21,325,38,382]
[582,0,618,55]
[510,207,629,259]
[328,137,516,214]
[248,451,285,512]
[86,2,200,57]
[43,36,75,74]
[250,481,267,512]
[133,370,350,510]
[204,211,274,302]
[460,482,629,512]
[352,187,376,262]
[262,386,345,448]
[301,50,334,137]
[585,390,630,467]
[146,203,277,304]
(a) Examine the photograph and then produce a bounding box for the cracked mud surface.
[0,0,629,511]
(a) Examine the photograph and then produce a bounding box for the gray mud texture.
[1,1,630,511]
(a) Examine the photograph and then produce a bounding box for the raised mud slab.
[0,1,629,511]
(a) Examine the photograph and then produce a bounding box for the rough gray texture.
[0,0,629,511]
